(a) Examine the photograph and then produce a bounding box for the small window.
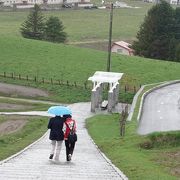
[117,49,123,53]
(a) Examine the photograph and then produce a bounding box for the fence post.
[84,81,87,89]
[42,77,44,83]
[134,86,136,93]
[51,78,53,84]
[11,73,13,79]
[34,76,37,82]
[26,75,28,81]
[67,80,69,86]
[120,104,128,137]
[4,72,6,77]
[125,85,127,92]
[19,74,21,80]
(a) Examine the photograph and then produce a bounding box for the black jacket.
[48,116,65,141]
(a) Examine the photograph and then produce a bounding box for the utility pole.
[107,3,113,72]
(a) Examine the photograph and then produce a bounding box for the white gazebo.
[88,71,123,112]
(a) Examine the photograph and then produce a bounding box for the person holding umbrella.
[47,106,72,162]
[63,114,77,162]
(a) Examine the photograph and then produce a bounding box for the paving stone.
[0,102,128,180]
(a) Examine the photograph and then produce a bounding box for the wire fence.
[0,71,141,93]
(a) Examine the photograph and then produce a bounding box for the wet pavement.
[0,102,127,180]
[138,83,180,135]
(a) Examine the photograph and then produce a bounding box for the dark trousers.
[65,140,75,161]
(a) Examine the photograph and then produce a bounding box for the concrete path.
[0,102,127,180]
[138,83,180,135]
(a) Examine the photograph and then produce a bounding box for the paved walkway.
[138,83,180,135]
[0,102,127,180]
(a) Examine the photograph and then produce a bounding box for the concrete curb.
[127,85,144,121]
[0,130,48,165]
[127,80,172,122]
[137,80,180,123]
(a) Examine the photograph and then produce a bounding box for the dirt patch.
[0,103,33,110]
[75,41,108,51]
[156,151,180,177]
[0,82,49,97]
[0,119,27,136]
[167,152,180,176]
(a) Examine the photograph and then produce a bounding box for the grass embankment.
[86,114,180,180]
[86,86,180,179]
[0,115,48,160]
[0,97,50,112]
[1,36,180,103]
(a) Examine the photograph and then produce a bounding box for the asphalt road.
[138,83,180,135]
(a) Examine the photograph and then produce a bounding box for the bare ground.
[0,103,33,110]
[0,82,48,135]
[156,151,180,177]
[0,120,27,136]
[0,82,49,97]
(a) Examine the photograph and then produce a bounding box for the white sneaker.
[54,156,59,162]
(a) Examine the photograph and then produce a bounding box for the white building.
[1,0,90,6]
[111,41,134,56]
[170,0,179,5]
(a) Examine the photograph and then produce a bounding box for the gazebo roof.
[88,71,123,83]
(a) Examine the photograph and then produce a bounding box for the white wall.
[111,45,130,56]
[2,0,89,6]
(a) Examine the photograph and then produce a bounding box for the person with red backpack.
[63,114,77,161]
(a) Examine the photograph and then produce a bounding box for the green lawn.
[86,110,180,179]
[0,1,151,42]
[1,36,180,103]
[0,97,50,112]
[0,115,48,160]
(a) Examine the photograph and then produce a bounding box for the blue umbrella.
[47,106,72,116]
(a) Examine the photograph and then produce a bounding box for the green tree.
[20,4,45,40]
[132,1,176,60]
[44,16,67,43]
[174,7,180,61]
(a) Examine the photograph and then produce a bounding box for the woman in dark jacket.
[48,116,64,161]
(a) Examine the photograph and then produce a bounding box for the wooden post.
[74,81,77,87]
[120,104,128,136]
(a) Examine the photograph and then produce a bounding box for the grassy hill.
[0,36,180,102]
[0,1,151,42]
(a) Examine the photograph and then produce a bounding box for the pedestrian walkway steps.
[0,102,127,180]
